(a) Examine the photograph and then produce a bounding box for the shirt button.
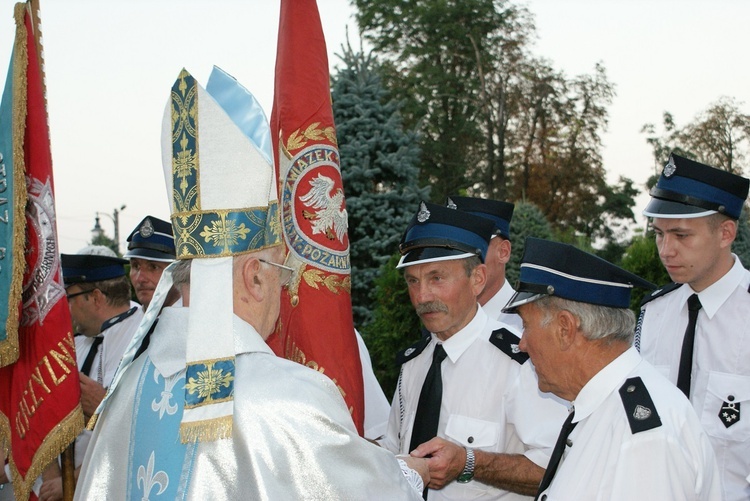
[728,395,735,402]
[468,436,474,444]
[541,495,547,501]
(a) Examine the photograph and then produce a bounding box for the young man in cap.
[508,238,719,500]
[74,68,427,499]
[447,196,522,331]
[383,202,567,500]
[636,153,750,500]
[39,248,143,500]
[124,215,178,311]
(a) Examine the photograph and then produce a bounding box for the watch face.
[457,472,474,483]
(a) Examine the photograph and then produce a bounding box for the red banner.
[270,0,365,434]
[0,3,84,499]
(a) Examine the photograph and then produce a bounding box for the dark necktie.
[409,344,447,452]
[536,409,577,499]
[676,294,702,397]
[80,336,104,377]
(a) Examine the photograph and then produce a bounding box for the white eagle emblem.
[299,174,348,242]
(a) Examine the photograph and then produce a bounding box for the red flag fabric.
[270,0,365,434]
[0,3,84,499]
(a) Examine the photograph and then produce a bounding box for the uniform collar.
[482,279,515,315]
[685,254,746,319]
[571,347,642,423]
[99,304,139,333]
[433,304,487,363]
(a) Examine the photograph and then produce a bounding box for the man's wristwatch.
[457,447,475,483]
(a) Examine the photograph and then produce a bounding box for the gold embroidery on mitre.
[301,269,351,294]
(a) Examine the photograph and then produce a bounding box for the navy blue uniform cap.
[61,254,129,285]
[643,153,749,220]
[124,216,176,262]
[397,201,495,268]
[446,196,514,240]
[503,238,654,313]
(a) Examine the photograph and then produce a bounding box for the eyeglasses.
[66,289,94,300]
[258,259,294,286]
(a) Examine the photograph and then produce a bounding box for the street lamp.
[92,204,127,254]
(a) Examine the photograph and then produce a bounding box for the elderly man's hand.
[411,437,465,490]
[400,455,431,487]
[79,373,106,419]
[38,476,63,501]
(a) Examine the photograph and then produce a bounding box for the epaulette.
[99,306,138,332]
[395,328,432,366]
[639,282,682,307]
[618,377,662,434]
[489,328,529,364]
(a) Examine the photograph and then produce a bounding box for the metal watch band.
[457,447,475,483]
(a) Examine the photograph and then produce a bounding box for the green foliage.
[355,0,636,250]
[619,231,670,312]
[642,97,750,176]
[361,253,421,397]
[506,202,553,285]
[90,232,120,257]
[734,212,750,267]
[332,43,429,327]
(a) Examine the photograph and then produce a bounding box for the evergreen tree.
[361,253,421,397]
[620,231,670,311]
[506,202,553,285]
[733,212,750,267]
[332,44,429,327]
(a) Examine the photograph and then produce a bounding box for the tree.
[619,231,670,311]
[90,232,119,256]
[506,201,553,285]
[355,0,636,250]
[642,97,750,176]
[361,253,421,396]
[354,0,534,201]
[332,44,429,327]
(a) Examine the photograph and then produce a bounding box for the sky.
[1,0,749,253]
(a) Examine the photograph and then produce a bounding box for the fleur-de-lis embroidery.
[137,451,169,500]
[150,370,182,419]
[199,215,251,252]
[185,363,234,402]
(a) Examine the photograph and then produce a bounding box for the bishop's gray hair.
[535,296,635,344]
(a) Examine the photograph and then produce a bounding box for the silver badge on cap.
[417,202,431,223]
[446,197,457,210]
[140,218,155,238]
[663,156,676,178]
[633,405,652,420]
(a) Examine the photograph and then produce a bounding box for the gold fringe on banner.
[3,406,84,501]
[0,2,29,368]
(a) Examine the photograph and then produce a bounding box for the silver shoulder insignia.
[633,404,652,420]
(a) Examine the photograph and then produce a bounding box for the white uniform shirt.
[638,256,750,501]
[539,348,721,501]
[73,301,143,468]
[356,329,392,440]
[480,279,524,332]
[382,306,568,501]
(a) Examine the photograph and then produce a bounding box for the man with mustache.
[379,202,567,500]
